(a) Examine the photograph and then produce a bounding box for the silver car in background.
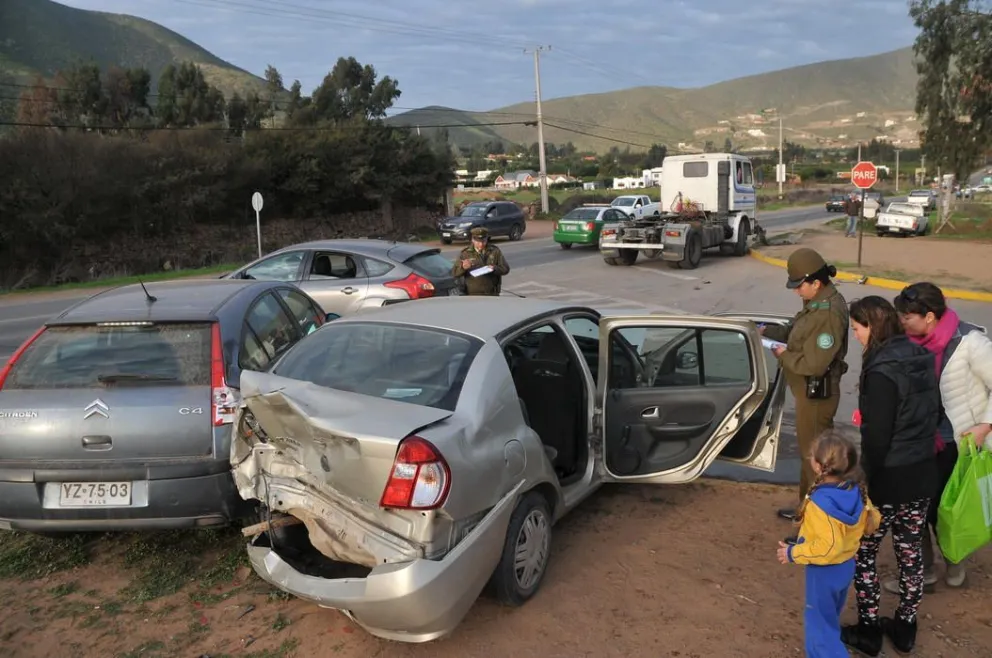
[230,298,790,642]
[225,239,458,315]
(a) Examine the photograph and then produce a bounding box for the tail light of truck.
[0,325,46,391]
[665,229,682,238]
[380,436,451,510]
[210,323,239,426]
[601,228,616,238]
[384,273,435,300]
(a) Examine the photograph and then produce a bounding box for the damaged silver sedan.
[230,298,790,642]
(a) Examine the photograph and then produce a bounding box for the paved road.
[0,204,842,362]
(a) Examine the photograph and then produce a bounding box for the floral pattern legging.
[854,498,931,624]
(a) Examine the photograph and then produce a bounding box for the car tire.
[559,242,572,250]
[489,491,552,607]
[441,238,452,245]
[509,224,523,241]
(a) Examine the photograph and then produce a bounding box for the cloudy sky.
[59,0,919,112]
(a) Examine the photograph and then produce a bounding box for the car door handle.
[641,407,660,418]
[81,435,112,450]
[652,423,711,434]
[341,287,356,294]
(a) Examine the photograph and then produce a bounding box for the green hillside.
[0,0,267,97]
[390,47,921,153]
[384,105,511,148]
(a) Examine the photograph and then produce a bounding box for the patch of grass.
[272,612,291,631]
[247,638,301,658]
[118,528,245,603]
[49,581,80,598]
[0,262,240,297]
[0,532,92,580]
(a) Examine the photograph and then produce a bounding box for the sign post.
[851,161,878,268]
[251,192,264,258]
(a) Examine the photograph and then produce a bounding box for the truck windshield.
[612,198,636,206]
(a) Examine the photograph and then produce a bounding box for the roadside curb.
[748,249,992,303]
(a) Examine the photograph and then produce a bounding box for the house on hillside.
[642,167,663,186]
[583,180,605,190]
[473,169,495,182]
[548,174,578,185]
[494,170,538,189]
[612,176,646,189]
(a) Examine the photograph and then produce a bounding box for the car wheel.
[489,491,552,606]
[441,238,452,245]
[559,242,572,250]
[509,224,523,241]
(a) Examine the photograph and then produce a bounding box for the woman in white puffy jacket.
[886,282,992,592]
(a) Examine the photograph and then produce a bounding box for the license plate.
[563,225,577,232]
[59,481,132,507]
[442,232,451,237]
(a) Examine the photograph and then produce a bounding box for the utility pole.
[857,142,862,161]
[527,45,551,214]
[777,115,784,199]
[895,149,900,192]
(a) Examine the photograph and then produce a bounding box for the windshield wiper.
[97,374,179,384]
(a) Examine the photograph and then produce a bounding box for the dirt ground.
[759,229,992,292]
[2,480,990,658]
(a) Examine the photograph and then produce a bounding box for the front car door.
[233,250,306,282]
[297,251,370,315]
[596,314,787,484]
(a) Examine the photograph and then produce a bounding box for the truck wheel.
[677,231,703,269]
[618,250,638,266]
[643,249,660,259]
[733,219,750,257]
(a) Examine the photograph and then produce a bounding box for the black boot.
[881,616,917,654]
[841,621,883,657]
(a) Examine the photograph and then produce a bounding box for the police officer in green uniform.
[451,227,511,296]
[760,248,850,531]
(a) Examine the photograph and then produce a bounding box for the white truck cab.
[599,153,758,269]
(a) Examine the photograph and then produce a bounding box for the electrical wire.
[0,119,533,131]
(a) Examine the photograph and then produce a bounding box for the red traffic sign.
[851,161,878,189]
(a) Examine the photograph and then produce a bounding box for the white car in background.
[876,202,929,237]
[906,189,937,211]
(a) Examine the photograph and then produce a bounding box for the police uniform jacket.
[763,283,849,397]
[451,244,510,296]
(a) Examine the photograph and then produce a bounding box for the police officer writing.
[451,227,510,296]
[760,248,850,535]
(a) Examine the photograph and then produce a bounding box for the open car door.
[596,314,788,484]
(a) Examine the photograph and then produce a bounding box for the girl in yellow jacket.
[776,430,881,658]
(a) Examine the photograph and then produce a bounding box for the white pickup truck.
[876,202,929,237]
[610,194,660,219]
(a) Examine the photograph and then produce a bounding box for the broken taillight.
[380,436,450,510]
[210,323,239,426]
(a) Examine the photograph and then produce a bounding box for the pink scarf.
[908,307,961,452]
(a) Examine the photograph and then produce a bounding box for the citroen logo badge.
[83,399,110,419]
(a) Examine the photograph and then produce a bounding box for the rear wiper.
[96,374,179,383]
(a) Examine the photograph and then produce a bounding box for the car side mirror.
[676,352,698,370]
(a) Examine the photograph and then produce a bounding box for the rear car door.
[239,292,304,373]
[596,315,786,484]
[297,250,370,315]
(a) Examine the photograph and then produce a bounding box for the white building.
[612,176,646,189]
[642,167,663,186]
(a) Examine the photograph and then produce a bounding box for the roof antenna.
[137,278,157,303]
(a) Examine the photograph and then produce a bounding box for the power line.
[543,122,653,149]
[0,119,532,131]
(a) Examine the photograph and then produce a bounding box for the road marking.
[0,314,52,326]
[632,265,698,281]
[507,280,689,315]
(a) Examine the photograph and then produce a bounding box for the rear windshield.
[404,251,453,278]
[272,322,482,411]
[563,208,601,220]
[4,323,212,390]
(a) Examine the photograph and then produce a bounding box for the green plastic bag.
[936,436,992,564]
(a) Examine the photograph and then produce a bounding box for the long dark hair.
[849,295,904,354]
[893,282,948,320]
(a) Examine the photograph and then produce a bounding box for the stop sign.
[851,161,878,189]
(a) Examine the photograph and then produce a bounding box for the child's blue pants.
[804,559,855,658]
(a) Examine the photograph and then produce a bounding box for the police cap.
[785,247,827,289]
[470,227,490,239]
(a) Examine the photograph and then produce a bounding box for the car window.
[241,293,299,370]
[612,198,635,206]
[459,205,486,217]
[683,161,709,178]
[404,251,453,278]
[273,322,483,412]
[563,208,601,221]
[309,252,361,280]
[362,257,395,278]
[563,315,600,380]
[4,323,212,390]
[276,288,323,336]
[608,326,752,389]
[242,251,304,282]
[742,162,753,185]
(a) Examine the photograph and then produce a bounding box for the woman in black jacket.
[841,296,940,656]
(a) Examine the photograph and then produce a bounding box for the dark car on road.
[825,195,847,212]
[0,279,331,534]
[438,201,527,244]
